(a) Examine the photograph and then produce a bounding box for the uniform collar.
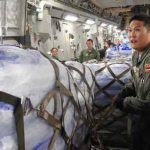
[87,48,95,53]
[52,56,58,60]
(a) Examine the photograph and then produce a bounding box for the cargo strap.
[66,69,93,125]
[0,91,25,150]
[49,129,60,150]
[67,70,94,126]
[65,64,95,104]
[95,64,110,97]
[95,62,131,99]
[48,58,82,119]
[56,74,87,147]
[47,58,87,122]
[65,64,95,125]
[60,70,85,147]
[37,90,61,129]
[37,53,86,149]
[93,62,131,131]
[66,65,91,92]
[94,105,116,130]
[36,82,82,149]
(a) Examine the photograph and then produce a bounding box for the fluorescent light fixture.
[113,25,117,29]
[101,23,107,27]
[86,19,95,25]
[64,15,78,22]
[108,25,112,28]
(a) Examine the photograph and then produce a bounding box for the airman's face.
[128,20,150,51]
[86,41,93,50]
[51,49,58,57]
[104,42,109,48]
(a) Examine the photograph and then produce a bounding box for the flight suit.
[79,49,100,63]
[116,43,150,150]
[51,56,59,60]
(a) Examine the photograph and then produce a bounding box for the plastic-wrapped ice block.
[0,45,93,149]
[87,61,131,106]
[106,44,132,58]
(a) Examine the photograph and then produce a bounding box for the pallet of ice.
[106,44,132,59]
[87,61,132,107]
[0,45,94,150]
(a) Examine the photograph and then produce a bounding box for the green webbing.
[0,91,25,150]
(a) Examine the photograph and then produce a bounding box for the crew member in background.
[50,48,59,60]
[112,14,150,150]
[104,40,115,58]
[79,39,100,63]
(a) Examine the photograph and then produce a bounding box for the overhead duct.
[37,0,118,26]
[64,15,78,22]
[36,1,52,20]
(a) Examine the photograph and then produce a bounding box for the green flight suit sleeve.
[123,56,150,114]
[123,96,150,113]
[79,51,83,63]
[95,50,100,61]
[119,81,136,98]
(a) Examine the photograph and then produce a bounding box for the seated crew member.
[79,39,100,63]
[50,48,59,60]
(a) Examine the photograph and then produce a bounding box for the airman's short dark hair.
[50,48,58,52]
[129,14,150,29]
[86,39,93,43]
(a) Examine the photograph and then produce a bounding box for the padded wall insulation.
[0,0,25,36]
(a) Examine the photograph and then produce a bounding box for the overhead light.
[108,25,112,28]
[113,25,118,29]
[86,19,95,25]
[64,14,78,22]
[101,23,107,27]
